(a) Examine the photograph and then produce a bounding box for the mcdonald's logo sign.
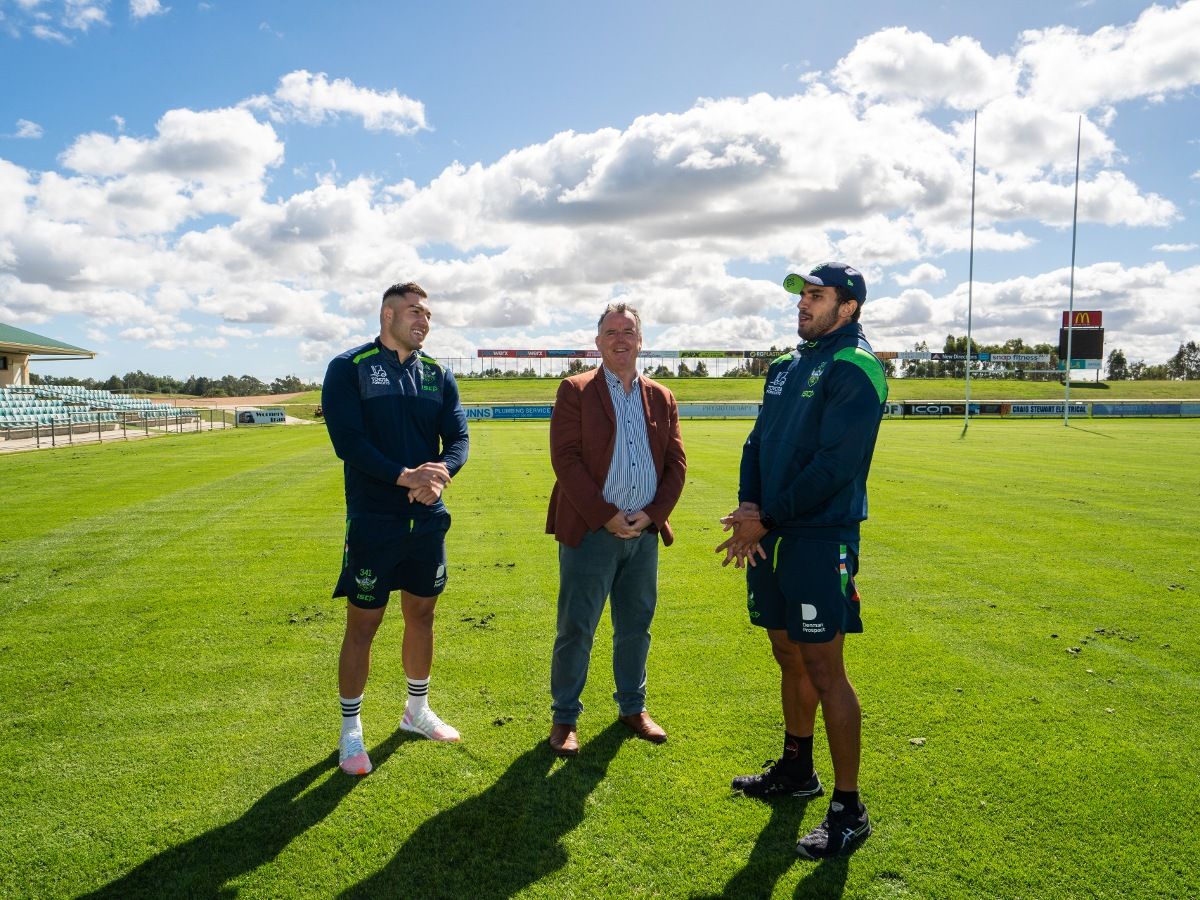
[1062,310,1103,327]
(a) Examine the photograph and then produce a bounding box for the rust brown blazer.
[545,367,687,548]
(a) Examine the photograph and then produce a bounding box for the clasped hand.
[714,502,768,568]
[399,462,452,505]
[605,509,652,540]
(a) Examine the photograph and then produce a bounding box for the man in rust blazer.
[545,302,687,756]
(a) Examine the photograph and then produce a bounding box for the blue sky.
[1,0,1197,382]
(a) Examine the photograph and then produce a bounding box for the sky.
[1,0,1198,382]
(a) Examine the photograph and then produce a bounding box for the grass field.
[279,379,1200,409]
[1,419,1198,898]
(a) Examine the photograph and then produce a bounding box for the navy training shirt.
[322,338,469,519]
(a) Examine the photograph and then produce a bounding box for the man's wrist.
[758,512,777,531]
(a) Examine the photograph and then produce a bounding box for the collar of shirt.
[602,365,640,396]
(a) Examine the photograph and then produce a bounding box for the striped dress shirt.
[602,366,658,515]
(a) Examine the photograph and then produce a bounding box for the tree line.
[28,371,321,397]
[901,336,1200,380]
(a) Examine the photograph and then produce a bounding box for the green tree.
[676,361,693,377]
[271,374,305,394]
[1106,349,1129,381]
[693,360,709,378]
[1166,341,1200,380]
[1141,364,1170,380]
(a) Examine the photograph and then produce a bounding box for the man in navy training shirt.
[715,262,887,859]
[323,281,469,775]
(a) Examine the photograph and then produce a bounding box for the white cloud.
[15,119,44,139]
[834,28,1019,110]
[1153,243,1197,252]
[868,261,1200,364]
[242,70,428,135]
[129,0,166,19]
[31,23,69,42]
[3,9,1198,372]
[1018,3,1200,110]
[894,263,947,287]
[62,1,107,31]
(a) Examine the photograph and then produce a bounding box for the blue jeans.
[551,528,659,724]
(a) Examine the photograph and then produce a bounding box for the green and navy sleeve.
[322,355,405,486]
[436,367,469,476]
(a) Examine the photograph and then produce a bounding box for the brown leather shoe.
[548,723,579,756]
[619,712,667,744]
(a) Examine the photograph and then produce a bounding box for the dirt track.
[185,392,309,408]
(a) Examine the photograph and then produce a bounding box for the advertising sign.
[990,354,1051,363]
[236,407,286,425]
[1007,403,1088,417]
[1062,310,1103,327]
[462,405,553,419]
[901,402,1003,417]
[677,403,760,418]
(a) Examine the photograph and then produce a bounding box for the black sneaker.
[796,801,871,859]
[731,760,823,799]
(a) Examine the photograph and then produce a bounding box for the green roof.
[0,322,94,356]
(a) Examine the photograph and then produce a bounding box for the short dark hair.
[834,285,862,323]
[382,282,427,305]
[597,302,642,335]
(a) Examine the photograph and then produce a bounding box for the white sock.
[406,677,430,712]
[340,693,363,736]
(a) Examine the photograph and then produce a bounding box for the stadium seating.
[0,385,198,440]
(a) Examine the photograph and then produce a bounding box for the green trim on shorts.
[342,518,351,569]
[773,536,783,570]
[839,542,850,597]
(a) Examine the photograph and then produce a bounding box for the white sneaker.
[339,730,372,775]
[400,705,461,742]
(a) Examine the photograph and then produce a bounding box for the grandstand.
[0,384,198,445]
[0,322,96,387]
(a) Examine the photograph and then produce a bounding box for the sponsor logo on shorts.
[765,369,789,396]
[355,568,377,591]
[356,593,375,603]
[801,602,824,633]
[747,589,760,619]
[369,364,390,386]
[433,563,447,588]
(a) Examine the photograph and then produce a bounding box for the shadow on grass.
[692,793,837,900]
[82,728,408,899]
[341,723,626,899]
[793,854,850,898]
[1066,423,1118,438]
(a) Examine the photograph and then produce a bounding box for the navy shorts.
[745,536,863,643]
[333,513,450,609]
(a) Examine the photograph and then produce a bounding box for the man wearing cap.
[716,262,887,859]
